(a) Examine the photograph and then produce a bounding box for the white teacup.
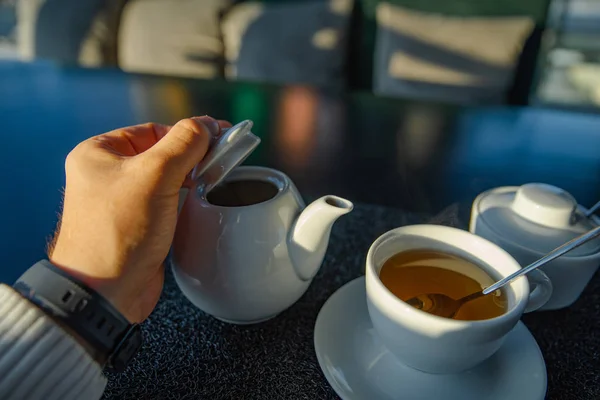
[366,225,553,374]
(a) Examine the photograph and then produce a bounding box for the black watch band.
[13,260,142,372]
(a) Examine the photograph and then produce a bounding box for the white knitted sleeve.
[0,284,107,400]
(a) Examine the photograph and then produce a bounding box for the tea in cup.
[366,225,552,373]
[379,249,509,321]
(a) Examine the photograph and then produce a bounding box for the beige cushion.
[15,0,44,61]
[79,1,126,68]
[568,63,600,105]
[374,3,534,103]
[78,10,108,67]
[119,0,231,79]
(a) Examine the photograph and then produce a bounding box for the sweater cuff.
[0,284,107,400]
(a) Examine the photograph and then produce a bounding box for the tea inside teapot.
[206,180,279,207]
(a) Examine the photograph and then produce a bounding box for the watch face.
[107,324,143,372]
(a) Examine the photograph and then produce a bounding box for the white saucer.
[314,277,547,400]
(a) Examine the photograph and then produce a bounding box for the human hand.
[49,116,231,323]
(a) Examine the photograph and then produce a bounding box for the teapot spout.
[288,196,353,281]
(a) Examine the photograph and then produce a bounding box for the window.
[535,0,600,110]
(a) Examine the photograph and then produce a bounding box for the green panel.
[231,83,271,163]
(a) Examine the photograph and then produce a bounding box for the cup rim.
[366,224,528,329]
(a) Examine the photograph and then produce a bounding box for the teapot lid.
[475,183,600,257]
[191,120,260,193]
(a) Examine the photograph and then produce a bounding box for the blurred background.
[1,0,600,284]
[0,0,597,110]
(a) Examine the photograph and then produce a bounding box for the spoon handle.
[483,225,600,295]
[585,200,600,218]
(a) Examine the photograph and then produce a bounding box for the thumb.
[145,117,219,180]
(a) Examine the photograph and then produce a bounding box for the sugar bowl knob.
[511,183,577,229]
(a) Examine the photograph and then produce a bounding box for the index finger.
[91,122,172,157]
[94,117,231,157]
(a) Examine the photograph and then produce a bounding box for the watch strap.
[0,284,108,398]
[13,260,141,371]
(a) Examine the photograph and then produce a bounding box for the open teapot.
[171,121,353,324]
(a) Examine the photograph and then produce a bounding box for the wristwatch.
[13,260,142,372]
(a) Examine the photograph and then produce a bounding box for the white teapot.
[171,121,353,324]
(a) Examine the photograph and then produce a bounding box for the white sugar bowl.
[469,183,600,311]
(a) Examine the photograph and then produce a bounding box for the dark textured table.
[102,203,599,400]
[1,61,599,399]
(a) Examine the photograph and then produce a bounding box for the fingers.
[217,120,233,129]
[143,117,220,181]
[94,123,172,156]
[81,116,233,186]
[180,119,233,188]
[94,117,230,157]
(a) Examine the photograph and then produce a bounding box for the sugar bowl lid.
[474,183,600,256]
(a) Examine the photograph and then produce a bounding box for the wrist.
[50,245,128,321]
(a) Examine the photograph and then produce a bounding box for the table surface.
[1,61,599,399]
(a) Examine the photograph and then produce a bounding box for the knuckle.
[176,118,202,134]
[64,143,85,170]
[64,151,75,170]
[174,118,208,143]
[142,122,160,137]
